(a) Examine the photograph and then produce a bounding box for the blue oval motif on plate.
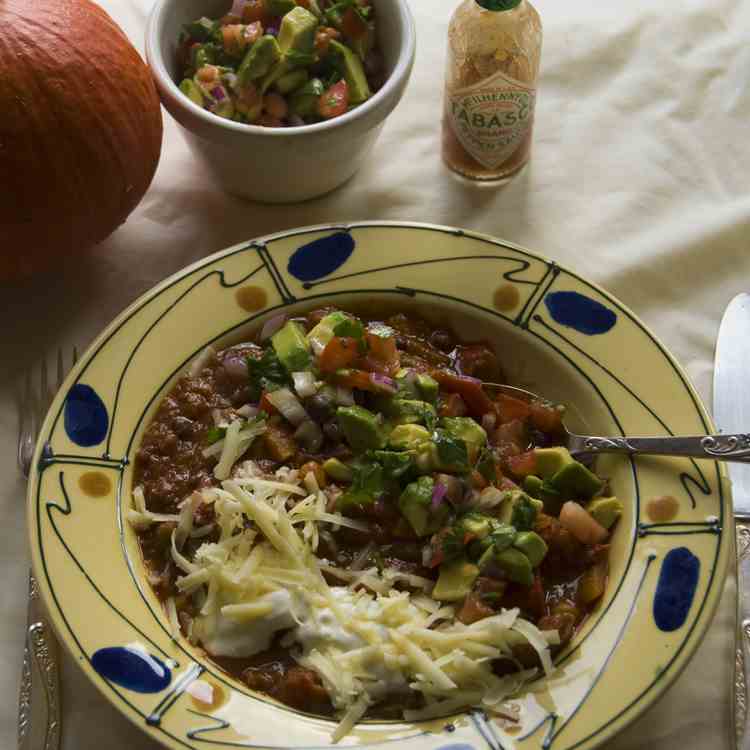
[437,744,475,750]
[653,547,700,632]
[287,232,355,282]
[544,291,617,335]
[64,384,109,447]
[92,646,171,693]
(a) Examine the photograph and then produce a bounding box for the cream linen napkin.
[2,0,749,747]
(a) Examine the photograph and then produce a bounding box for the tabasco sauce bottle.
[442,0,542,183]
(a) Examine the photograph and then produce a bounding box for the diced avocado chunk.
[498,491,543,531]
[322,457,353,483]
[387,399,437,426]
[266,0,296,15]
[192,43,219,69]
[460,513,492,540]
[513,531,548,567]
[337,406,386,453]
[275,69,309,94]
[586,496,623,529]
[394,369,420,399]
[522,474,563,515]
[371,450,414,480]
[474,522,517,564]
[288,77,325,116]
[211,96,235,119]
[306,310,350,349]
[549,461,605,499]
[433,560,480,602]
[533,446,575,479]
[398,476,445,536]
[495,548,534,586]
[417,374,439,403]
[238,35,282,85]
[389,423,430,451]
[184,17,218,43]
[271,321,311,373]
[523,475,544,498]
[441,417,487,447]
[441,416,486,461]
[328,39,371,104]
[180,78,204,106]
[278,6,318,55]
[337,461,383,510]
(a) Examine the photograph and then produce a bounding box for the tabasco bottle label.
[447,68,536,170]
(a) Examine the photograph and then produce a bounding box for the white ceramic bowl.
[145,0,416,203]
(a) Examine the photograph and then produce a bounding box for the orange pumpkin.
[0,0,163,280]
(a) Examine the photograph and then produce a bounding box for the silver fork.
[17,347,77,750]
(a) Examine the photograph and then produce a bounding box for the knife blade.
[714,292,750,749]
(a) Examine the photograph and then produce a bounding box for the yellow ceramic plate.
[28,222,730,750]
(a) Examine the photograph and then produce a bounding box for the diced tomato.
[318,79,349,119]
[469,469,488,490]
[258,391,278,415]
[319,336,359,373]
[529,401,564,433]
[334,368,375,391]
[454,344,500,381]
[505,450,537,478]
[366,332,399,365]
[432,370,494,418]
[242,0,269,24]
[357,354,394,376]
[342,6,369,39]
[427,548,444,569]
[496,394,531,422]
[438,392,467,417]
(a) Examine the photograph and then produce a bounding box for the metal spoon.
[483,382,750,463]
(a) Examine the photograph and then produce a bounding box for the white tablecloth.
[1,0,748,747]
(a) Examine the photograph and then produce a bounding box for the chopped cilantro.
[433,430,469,473]
[337,461,384,510]
[247,348,290,400]
[476,447,496,482]
[205,426,226,445]
[370,450,414,480]
[333,317,365,339]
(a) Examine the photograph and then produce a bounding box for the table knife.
[714,292,750,748]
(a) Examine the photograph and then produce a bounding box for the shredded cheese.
[129,464,557,742]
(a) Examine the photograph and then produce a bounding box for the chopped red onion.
[236,404,259,419]
[259,313,287,341]
[435,474,463,504]
[431,482,448,510]
[266,388,309,426]
[292,371,317,399]
[369,373,396,394]
[222,352,249,381]
[335,386,354,406]
[210,85,226,101]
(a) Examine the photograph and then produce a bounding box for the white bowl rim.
[145,0,417,137]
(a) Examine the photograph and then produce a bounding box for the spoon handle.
[569,433,750,462]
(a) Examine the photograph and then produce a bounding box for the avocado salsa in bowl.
[177,0,382,127]
[130,305,623,737]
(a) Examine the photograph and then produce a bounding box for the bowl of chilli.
[28,222,730,750]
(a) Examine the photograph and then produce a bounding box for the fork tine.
[57,347,64,391]
[40,357,49,413]
[17,368,32,474]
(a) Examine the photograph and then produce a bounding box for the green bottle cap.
[476,0,522,10]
